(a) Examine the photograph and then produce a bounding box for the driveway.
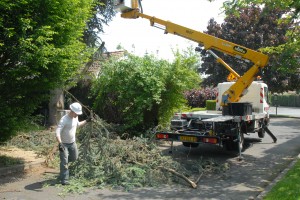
[0,116,300,200]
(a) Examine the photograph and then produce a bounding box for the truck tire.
[224,140,234,151]
[224,132,244,152]
[182,142,199,148]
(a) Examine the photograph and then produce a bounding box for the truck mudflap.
[156,131,220,145]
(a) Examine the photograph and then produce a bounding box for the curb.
[270,114,300,119]
[255,154,300,199]
[0,160,45,177]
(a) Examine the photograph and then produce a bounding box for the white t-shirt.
[56,114,80,143]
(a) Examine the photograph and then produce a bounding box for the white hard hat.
[69,102,82,115]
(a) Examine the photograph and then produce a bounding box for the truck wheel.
[224,133,244,152]
[182,142,199,148]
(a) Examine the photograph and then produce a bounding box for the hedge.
[270,94,300,107]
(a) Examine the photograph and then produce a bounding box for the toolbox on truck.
[222,102,253,116]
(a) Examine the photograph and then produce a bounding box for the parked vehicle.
[114,0,277,158]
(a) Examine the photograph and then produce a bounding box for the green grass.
[181,107,206,112]
[264,159,300,200]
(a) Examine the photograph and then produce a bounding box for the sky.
[100,0,225,60]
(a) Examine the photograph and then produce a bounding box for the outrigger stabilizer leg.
[264,126,277,143]
[169,141,174,154]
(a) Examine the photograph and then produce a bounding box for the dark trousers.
[59,142,78,183]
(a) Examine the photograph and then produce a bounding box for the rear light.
[181,114,187,119]
[156,133,169,139]
[202,138,218,144]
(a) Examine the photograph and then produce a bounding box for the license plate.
[179,136,197,142]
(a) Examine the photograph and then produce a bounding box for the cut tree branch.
[158,166,197,188]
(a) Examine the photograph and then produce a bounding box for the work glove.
[58,143,65,152]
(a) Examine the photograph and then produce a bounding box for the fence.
[270,94,300,107]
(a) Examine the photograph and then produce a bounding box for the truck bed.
[177,110,268,122]
[176,110,222,119]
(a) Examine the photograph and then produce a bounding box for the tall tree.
[84,0,116,47]
[222,0,300,92]
[199,5,297,92]
[47,0,116,126]
[0,0,94,141]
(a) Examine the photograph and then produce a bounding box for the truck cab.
[216,81,270,114]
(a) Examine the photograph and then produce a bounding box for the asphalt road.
[0,116,300,200]
[269,106,300,118]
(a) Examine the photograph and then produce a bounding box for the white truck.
[159,81,276,158]
[115,0,277,158]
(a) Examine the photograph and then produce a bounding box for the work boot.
[61,181,70,185]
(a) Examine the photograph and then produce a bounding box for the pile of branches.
[70,115,229,190]
[2,113,229,190]
[4,129,56,158]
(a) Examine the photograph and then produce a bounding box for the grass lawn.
[263,159,300,200]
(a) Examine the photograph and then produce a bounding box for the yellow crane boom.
[115,1,269,106]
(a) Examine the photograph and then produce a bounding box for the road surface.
[269,106,300,118]
[0,117,300,200]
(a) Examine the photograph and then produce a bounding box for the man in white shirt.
[55,102,91,185]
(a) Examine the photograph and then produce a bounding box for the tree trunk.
[48,89,65,126]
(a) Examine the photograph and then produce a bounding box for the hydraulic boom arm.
[116,1,269,105]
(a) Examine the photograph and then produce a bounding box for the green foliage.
[223,0,299,16]
[184,87,217,108]
[200,5,298,93]
[270,93,300,107]
[1,115,229,192]
[4,129,57,157]
[92,53,200,133]
[262,38,300,92]
[172,45,202,72]
[0,0,94,141]
[158,52,201,126]
[206,100,217,110]
[68,116,229,191]
[72,117,174,190]
[84,0,116,47]
[264,159,300,200]
[181,107,206,112]
[222,1,300,93]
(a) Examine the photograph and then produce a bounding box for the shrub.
[91,54,200,135]
[206,100,217,110]
[184,87,217,108]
